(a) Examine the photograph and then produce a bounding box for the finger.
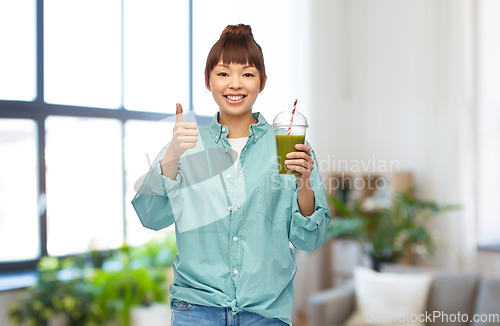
[178,129,199,136]
[287,151,313,164]
[176,103,183,123]
[179,135,199,143]
[286,165,308,174]
[286,158,313,170]
[301,159,314,171]
[293,164,314,175]
[295,143,311,156]
[179,122,198,130]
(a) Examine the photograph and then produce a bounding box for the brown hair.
[204,24,266,91]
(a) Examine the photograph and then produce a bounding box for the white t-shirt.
[227,136,248,172]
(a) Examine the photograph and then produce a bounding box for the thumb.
[175,103,183,123]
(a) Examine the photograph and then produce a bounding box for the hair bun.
[220,24,254,39]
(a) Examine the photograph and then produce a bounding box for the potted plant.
[326,186,461,271]
[91,264,167,326]
[91,240,173,326]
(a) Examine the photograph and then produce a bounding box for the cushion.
[380,263,480,326]
[426,273,479,326]
[344,266,433,326]
[470,277,500,326]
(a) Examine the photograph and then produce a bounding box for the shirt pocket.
[257,174,296,224]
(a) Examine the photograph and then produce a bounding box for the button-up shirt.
[131,111,331,325]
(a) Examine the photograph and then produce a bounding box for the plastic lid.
[272,111,308,127]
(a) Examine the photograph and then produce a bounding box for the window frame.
[0,0,212,273]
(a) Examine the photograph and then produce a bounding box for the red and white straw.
[286,99,298,135]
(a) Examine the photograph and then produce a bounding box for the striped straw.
[286,99,298,135]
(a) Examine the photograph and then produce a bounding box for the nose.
[229,75,242,90]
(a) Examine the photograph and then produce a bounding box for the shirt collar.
[209,111,270,144]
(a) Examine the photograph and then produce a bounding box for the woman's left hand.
[284,144,314,181]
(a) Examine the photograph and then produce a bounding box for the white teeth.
[227,95,244,101]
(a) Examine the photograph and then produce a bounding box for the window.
[476,0,500,247]
[0,0,36,101]
[0,119,39,262]
[44,0,122,109]
[124,0,189,113]
[0,0,188,271]
[45,116,123,255]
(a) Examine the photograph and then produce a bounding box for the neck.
[219,110,258,138]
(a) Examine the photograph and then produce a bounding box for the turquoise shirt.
[131,111,331,325]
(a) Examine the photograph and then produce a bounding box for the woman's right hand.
[167,103,199,159]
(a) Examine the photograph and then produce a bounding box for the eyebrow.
[215,64,256,69]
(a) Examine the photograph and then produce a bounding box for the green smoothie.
[275,135,306,174]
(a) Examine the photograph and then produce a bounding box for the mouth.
[223,94,247,104]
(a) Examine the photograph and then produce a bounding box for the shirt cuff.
[157,160,182,199]
[291,186,329,232]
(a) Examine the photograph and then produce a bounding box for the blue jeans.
[170,300,289,326]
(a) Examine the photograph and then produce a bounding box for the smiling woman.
[131,23,331,326]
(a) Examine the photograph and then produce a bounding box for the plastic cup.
[272,111,309,175]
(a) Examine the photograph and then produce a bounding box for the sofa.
[306,264,500,326]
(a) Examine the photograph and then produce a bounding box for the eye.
[243,73,254,77]
[218,72,228,77]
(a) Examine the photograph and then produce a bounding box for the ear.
[259,74,267,93]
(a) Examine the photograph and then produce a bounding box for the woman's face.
[209,61,265,117]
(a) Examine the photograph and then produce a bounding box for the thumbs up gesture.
[167,103,199,158]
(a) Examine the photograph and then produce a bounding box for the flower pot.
[131,303,171,326]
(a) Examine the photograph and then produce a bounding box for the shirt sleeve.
[131,143,184,231]
[288,140,331,251]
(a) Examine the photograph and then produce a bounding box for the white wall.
[303,0,500,273]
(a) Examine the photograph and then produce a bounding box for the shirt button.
[233,269,238,275]
[255,135,258,139]
[222,127,226,132]
[229,206,232,211]
[216,135,219,140]
[225,148,228,152]
[236,204,240,210]
[227,174,231,179]
[233,236,238,242]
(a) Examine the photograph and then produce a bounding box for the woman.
[131,24,331,326]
